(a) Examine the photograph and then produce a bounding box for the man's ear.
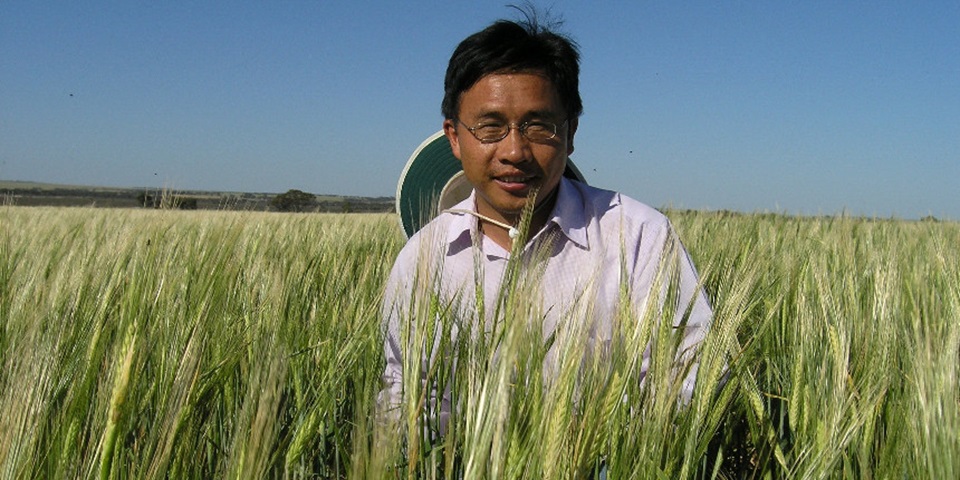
[443,119,462,161]
[566,118,578,156]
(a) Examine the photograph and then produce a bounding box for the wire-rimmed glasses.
[458,119,567,144]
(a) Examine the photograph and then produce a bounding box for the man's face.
[443,72,577,224]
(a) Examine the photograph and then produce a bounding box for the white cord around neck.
[443,208,520,239]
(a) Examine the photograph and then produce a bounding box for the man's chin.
[478,191,535,218]
[486,202,526,219]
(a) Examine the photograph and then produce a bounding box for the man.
[381,16,712,436]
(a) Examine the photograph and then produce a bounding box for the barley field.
[1,206,957,479]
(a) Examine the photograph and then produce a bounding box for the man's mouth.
[494,175,537,193]
[497,175,534,183]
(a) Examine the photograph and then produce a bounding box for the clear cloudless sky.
[2,1,958,219]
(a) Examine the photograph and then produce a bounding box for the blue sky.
[2,1,957,219]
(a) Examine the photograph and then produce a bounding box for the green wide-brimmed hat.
[396,130,587,238]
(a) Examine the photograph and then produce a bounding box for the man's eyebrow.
[524,109,563,120]
[469,111,507,121]
[468,109,563,122]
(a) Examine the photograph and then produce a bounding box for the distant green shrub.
[271,189,316,212]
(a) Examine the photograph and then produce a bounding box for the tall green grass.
[1,206,957,478]
[0,208,398,478]
[675,212,960,479]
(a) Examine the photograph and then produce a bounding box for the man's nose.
[497,127,530,163]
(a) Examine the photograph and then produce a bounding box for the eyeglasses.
[458,119,566,144]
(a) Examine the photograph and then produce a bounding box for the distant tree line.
[0,183,393,211]
[136,192,198,210]
[270,189,393,213]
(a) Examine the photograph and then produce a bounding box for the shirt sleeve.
[377,231,455,436]
[631,219,713,404]
[673,235,713,403]
[377,247,410,426]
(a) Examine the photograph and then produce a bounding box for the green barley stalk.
[2,206,958,478]
[99,321,137,480]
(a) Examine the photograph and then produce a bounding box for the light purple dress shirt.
[380,177,712,429]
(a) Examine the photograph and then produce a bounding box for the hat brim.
[396,130,587,238]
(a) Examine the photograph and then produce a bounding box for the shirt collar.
[443,193,478,254]
[441,176,592,252]
[546,176,590,249]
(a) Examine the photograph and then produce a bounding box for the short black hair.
[441,15,582,121]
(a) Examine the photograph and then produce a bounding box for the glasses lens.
[472,124,508,142]
[522,122,557,141]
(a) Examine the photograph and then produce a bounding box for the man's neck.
[480,188,559,250]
